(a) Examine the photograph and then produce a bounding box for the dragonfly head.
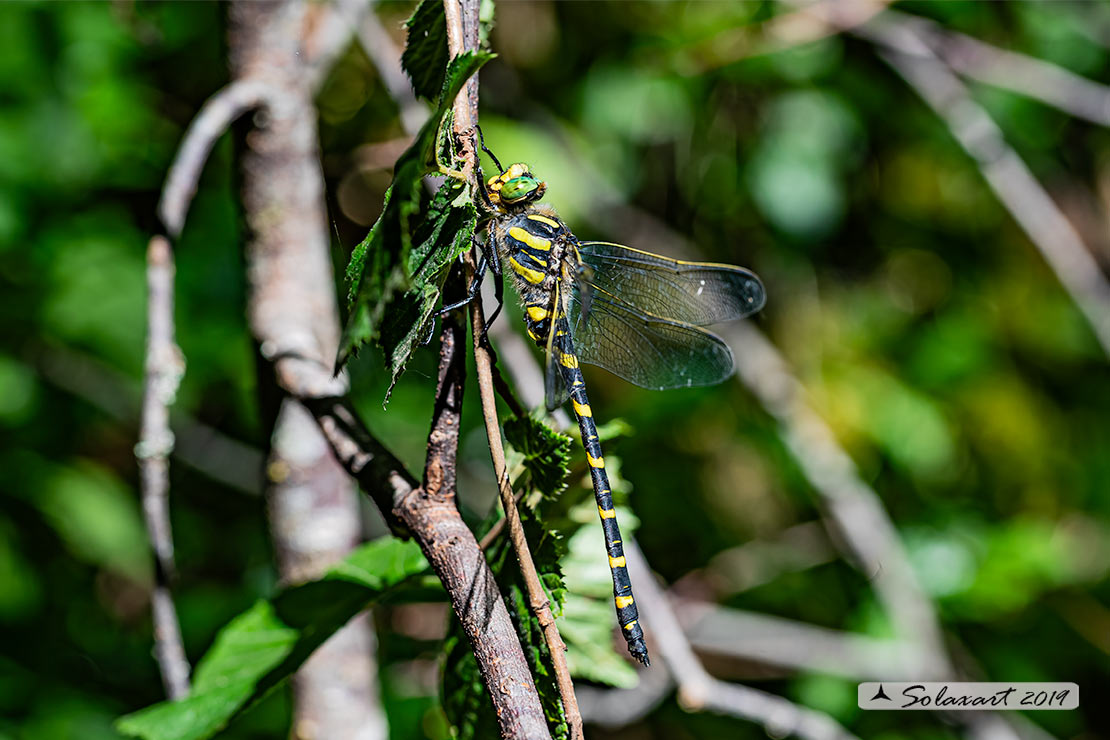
[486,163,546,208]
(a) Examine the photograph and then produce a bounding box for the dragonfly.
[447,142,766,666]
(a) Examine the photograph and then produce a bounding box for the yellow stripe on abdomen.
[615,595,634,609]
[508,226,552,251]
[509,256,546,285]
[560,354,579,368]
[609,555,626,568]
[587,452,605,468]
[598,506,616,519]
[572,399,592,417]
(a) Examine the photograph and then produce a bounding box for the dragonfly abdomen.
[556,324,650,666]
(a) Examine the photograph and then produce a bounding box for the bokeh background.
[3,1,1109,738]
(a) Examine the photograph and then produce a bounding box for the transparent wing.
[567,285,735,391]
[577,242,765,325]
[543,280,573,411]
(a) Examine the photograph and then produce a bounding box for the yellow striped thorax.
[486,162,547,208]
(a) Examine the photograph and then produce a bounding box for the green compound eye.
[501,175,544,204]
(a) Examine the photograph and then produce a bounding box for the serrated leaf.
[401,0,448,102]
[337,50,493,373]
[504,415,572,499]
[116,539,428,740]
[378,178,477,402]
[442,509,569,740]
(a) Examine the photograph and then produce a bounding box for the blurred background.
[3,1,1109,738]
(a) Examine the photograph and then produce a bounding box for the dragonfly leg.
[479,240,505,344]
[438,248,488,316]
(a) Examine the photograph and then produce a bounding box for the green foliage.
[115,539,428,740]
[401,0,449,102]
[504,414,573,498]
[559,509,640,689]
[378,178,477,400]
[7,2,1110,738]
[336,50,493,379]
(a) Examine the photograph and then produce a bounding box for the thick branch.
[137,235,190,700]
[229,2,387,737]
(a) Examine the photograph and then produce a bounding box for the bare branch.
[679,0,889,71]
[678,601,927,680]
[901,9,1110,128]
[844,10,1110,358]
[350,5,430,135]
[137,235,190,699]
[625,541,860,740]
[723,321,952,677]
[159,80,272,238]
[226,2,390,736]
[35,343,264,497]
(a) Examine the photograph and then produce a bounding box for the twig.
[724,322,952,677]
[35,343,264,497]
[624,541,860,740]
[898,8,1110,128]
[678,601,927,681]
[850,11,1110,358]
[350,3,430,135]
[159,80,271,238]
[576,663,674,729]
[678,0,889,72]
[136,235,190,700]
[442,1,581,737]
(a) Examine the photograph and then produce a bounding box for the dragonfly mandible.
[447,139,766,665]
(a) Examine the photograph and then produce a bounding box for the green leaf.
[560,508,639,688]
[116,539,428,740]
[504,415,573,499]
[378,178,476,402]
[336,50,492,374]
[401,0,448,102]
[442,509,569,740]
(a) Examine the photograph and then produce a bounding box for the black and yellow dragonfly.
[449,146,765,666]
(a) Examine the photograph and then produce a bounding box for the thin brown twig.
[137,235,190,700]
[442,0,581,736]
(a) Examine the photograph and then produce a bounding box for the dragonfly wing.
[577,242,765,326]
[568,286,735,391]
[543,280,574,411]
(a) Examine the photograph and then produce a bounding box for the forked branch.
[443,0,584,737]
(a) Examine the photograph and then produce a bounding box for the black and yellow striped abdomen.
[554,320,649,665]
[499,206,650,665]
